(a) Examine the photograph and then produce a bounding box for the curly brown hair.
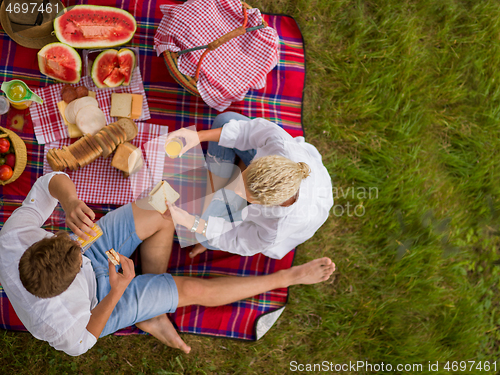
[18,231,82,298]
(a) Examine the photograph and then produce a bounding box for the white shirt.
[0,172,98,356]
[205,118,334,259]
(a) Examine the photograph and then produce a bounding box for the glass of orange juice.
[165,138,183,158]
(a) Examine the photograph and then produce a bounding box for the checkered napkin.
[154,0,279,112]
[42,123,168,205]
[29,67,151,145]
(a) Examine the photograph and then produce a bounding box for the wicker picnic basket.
[163,2,268,97]
[0,126,27,185]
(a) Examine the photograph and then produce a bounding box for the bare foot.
[136,314,191,354]
[286,257,335,286]
[190,243,207,258]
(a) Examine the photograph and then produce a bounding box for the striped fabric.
[0,0,305,341]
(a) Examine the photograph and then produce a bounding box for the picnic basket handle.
[194,6,268,81]
[207,26,247,51]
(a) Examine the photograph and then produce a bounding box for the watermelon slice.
[103,68,125,88]
[91,48,135,88]
[117,49,136,86]
[54,5,137,49]
[91,49,119,88]
[37,43,82,84]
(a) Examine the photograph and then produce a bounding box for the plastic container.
[83,47,141,88]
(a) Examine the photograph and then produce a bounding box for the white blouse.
[0,172,98,356]
[205,118,334,259]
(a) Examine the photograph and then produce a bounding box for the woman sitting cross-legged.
[165,112,334,259]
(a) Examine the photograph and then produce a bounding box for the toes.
[320,257,332,266]
[320,262,333,272]
[321,263,335,274]
[173,337,191,354]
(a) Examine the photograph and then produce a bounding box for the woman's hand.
[165,128,201,157]
[166,202,196,229]
[62,198,96,240]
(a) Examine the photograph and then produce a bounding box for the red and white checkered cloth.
[30,67,150,145]
[154,0,279,111]
[42,123,168,205]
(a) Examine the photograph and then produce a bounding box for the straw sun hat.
[0,0,64,49]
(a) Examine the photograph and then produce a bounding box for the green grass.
[3,0,500,374]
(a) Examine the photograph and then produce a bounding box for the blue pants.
[84,204,179,337]
[196,112,257,249]
[205,112,256,178]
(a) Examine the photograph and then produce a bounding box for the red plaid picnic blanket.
[154,0,279,111]
[0,0,305,342]
[43,122,168,205]
[30,68,151,144]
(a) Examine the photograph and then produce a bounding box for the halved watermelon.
[38,43,82,84]
[54,5,137,49]
[117,49,136,86]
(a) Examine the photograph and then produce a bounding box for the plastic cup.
[0,96,10,115]
[165,138,183,158]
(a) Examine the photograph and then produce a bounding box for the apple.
[0,164,13,181]
[0,138,10,154]
[5,153,15,168]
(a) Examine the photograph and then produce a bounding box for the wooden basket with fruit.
[0,126,27,185]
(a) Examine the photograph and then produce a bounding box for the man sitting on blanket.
[0,172,335,356]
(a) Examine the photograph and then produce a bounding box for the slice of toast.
[147,181,180,214]
[101,126,121,148]
[107,123,126,145]
[62,146,79,170]
[109,122,127,144]
[110,93,132,118]
[95,130,116,158]
[54,148,70,170]
[47,149,64,171]
[116,118,138,141]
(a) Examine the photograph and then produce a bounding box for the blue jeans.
[197,112,256,249]
[84,204,179,337]
[205,112,256,178]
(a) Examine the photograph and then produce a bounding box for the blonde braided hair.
[245,155,311,206]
